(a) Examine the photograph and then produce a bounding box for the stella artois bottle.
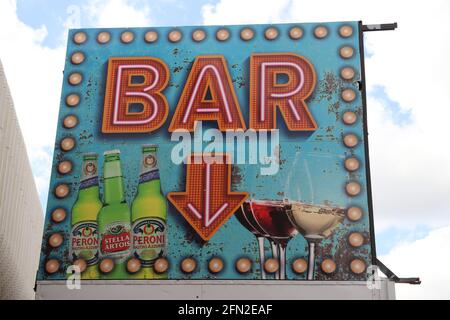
[70,153,102,279]
[98,150,132,279]
[131,145,167,279]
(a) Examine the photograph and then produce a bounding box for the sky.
[0,0,449,299]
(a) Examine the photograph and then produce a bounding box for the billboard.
[37,21,375,281]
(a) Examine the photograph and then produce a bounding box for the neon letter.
[250,53,317,131]
[169,56,246,132]
[102,57,169,133]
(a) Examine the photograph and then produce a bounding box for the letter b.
[102,57,170,133]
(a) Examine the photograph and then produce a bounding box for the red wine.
[235,202,266,237]
[237,200,297,246]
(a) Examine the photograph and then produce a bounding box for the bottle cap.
[104,149,121,156]
[142,144,158,153]
[83,152,98,159]
[142,144,158,149]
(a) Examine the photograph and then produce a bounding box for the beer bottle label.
[81,158,99,187]
[100,222,131,261]
[70,221,99,266]
[139,152,159,184]
[132,217,166,266]
[79,176,99,189]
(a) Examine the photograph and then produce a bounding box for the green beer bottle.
[98,150,132,279]
[131,145,168,279]
[70,153,102,279]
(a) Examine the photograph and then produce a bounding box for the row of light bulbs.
[45,240,366,276]
[47,207,366,276]
[70,24,355,46]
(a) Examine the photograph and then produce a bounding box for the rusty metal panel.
[37,21,375,282]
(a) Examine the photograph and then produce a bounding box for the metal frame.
[360,21,420,285]
[359,21,378,266]
[376,258,420,284]
[362,23,398,32]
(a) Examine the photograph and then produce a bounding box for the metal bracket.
[360,21,416,287]
[376,258,421,284]
[362,23,398,32]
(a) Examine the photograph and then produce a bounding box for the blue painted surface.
[37,21,373,281]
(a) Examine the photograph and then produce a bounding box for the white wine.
[288,203,345,240]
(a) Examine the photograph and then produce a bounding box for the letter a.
[169,56,246,132]
[102,57,170,133]
[250,53,317,131]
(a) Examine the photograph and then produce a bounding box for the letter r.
[250,53,317,131]
[102,57,170,133]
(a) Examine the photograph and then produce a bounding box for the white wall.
[0,59,43,300]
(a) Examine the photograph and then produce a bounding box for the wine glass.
[284,151,346,280]
[235,203,269,279]
[236,200,297,279]
[247,200,297,279]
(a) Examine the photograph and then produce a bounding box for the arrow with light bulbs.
[167,153,248,241]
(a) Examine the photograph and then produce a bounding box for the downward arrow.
[168,153,248,241]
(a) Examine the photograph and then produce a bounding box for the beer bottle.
[98,150,132,279]
[131,145,167,279]
[70,153,102,279]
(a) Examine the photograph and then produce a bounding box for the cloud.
[0,0,65,212]
[0,0,64,147]
[202,0,292,25]
[0,0,154,210]
[84,0,152,28]
[380,225,450,299]
[201,0,450,231]
[30,145,53,207]
[375,224,431,256]
[370,85,412,127]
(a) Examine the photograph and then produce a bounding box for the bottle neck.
[138,179,161,194]
[104,176,125,204]
[138,150,161,195]
[103,159,125,204]
[79,158,100,200]
[79,184,100,199]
